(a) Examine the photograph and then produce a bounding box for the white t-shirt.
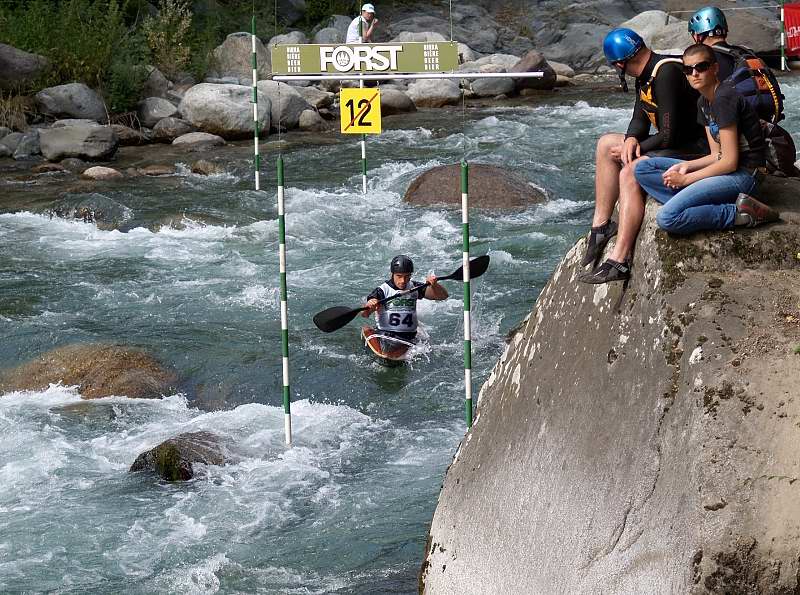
[346,15,368,43]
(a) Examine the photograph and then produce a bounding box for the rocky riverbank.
[420,176,800,593]
[1,0,787,177]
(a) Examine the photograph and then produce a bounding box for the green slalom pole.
[359,17,367,193]
[277,156,292,445]
[251,16,261,190]
[461,160,473,428]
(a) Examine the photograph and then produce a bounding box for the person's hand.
[662,168,689,189]
[372,18,378,26]
[621,137,641,165]
[426,273,438,286]
[361,298,379,317]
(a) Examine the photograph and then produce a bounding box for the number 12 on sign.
[340,88,382,134]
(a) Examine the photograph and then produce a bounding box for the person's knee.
[596,133,621,157]
[656,207,680,233]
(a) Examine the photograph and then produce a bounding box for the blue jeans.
[634,157,758,235]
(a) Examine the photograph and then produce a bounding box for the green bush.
[106,33,151,113]
[0,0,131,89]
[142,0,192,78]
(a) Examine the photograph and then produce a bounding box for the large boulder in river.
[380,88,416,116]
[509,49,557,91]
[137,97,177,128]
[468,64,515,98]
[621,11,689,54]
[209,32,272,82]
[404,164,546,208]
[130,431,230,481]
[421,176,800,592]
[179,83,271,139]
[406,79,461,108]
[0,43,49,90]
[49,192,133,228]
[256,80,313,131]
[39,123,118,161]
[36,83,107,122]
[0,344,178,399]
[294,86,334,109]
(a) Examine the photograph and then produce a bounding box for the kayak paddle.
[312,254,490,333]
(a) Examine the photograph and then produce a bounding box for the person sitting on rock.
[687,6,785,124]
[579,28,709,284]
[346,3,378,43]
[632,44,778,238]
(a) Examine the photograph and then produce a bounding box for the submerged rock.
[404,163,546,208]
[49,192,132,228]
[81,166,123,180]
[129,431,229,481]
[0,344,178,399]
[421,177,800,593]
[190,159,225,176]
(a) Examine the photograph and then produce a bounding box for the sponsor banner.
[787,3,800,56]
[271,41,459,75]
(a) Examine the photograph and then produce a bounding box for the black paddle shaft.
[312,255,490,333]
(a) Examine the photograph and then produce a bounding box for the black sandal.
[579,258,630,284]
[581,219,618,267]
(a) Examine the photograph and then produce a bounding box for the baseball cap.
[361,3,375,13]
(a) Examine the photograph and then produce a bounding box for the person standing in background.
[346,3,378,43]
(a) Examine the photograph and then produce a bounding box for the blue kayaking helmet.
[688,6,728,37]
[603,28,644,64]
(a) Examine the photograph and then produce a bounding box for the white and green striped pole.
[461,160,473,428]
[277,156,292,445]
[781,0,788,71]
[359,17,367,193]
[251,16,261,190]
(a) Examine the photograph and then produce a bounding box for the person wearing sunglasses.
[632,43,778,241]
[579,28,708,284]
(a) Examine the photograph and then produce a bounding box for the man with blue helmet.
[688,6,736,80]
[688,6,784,124]
[580,27,707,284]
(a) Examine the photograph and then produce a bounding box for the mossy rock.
[129,431,228,481]
[0,343,178,399]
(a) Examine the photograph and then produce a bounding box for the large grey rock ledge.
[421,176,800,594]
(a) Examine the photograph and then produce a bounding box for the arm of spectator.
[625,94,651,144]
[638,66,685,153]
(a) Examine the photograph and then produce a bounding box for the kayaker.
[362,255,448,342]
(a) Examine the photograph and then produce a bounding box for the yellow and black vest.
[638,58,683,129]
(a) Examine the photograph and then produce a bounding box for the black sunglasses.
[682,61,712,75]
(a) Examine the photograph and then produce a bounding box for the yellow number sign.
[340,88,382,134]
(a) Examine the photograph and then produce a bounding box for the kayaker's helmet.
[390,255,414,274]
[603,28,644,64]
[688,6,728,37]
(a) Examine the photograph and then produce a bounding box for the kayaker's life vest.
[713,44,784,124]
[638,58,683,129]
[375,282,421,332]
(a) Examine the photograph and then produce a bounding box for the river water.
[1,81,798,593]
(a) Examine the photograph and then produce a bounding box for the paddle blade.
[313,306,365,333]
[442,254,491,282]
